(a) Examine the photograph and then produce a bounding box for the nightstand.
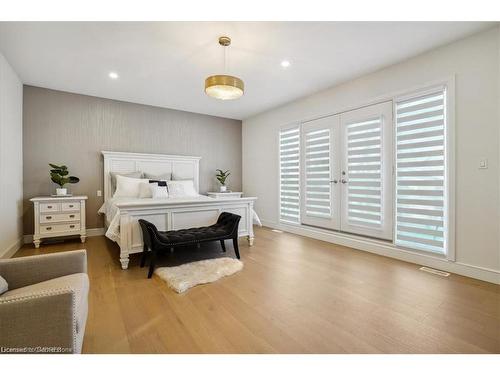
[207,192,243,199]
[30,196,88,248]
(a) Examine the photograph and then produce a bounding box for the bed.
[99,151,257,269]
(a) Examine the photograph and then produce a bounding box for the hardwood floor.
[16,227,500,353]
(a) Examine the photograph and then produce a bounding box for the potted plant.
[216,169,230,192]
[49,163,80,196]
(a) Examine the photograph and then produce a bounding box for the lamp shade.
[205,75,244,100]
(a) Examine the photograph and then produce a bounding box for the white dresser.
[30,196,88,248]
[207,192,243,199]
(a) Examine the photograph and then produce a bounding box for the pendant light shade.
[205,74,244,100]
[205,36,244,100]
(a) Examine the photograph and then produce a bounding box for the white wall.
[0,52,23,258]
[243,27,500,282]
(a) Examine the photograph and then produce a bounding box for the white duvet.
[98,195,262,243]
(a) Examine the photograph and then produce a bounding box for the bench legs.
[148,251,157,279]
[140,244,148,268]
[232,238,240,259]
[145,239,240,278]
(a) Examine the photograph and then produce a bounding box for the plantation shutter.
[304,128,332,218]
[340,101,393,240]
[345,117,383,228]
[395,88,446,254]
[300,115,341,230]
[279,126,300,223]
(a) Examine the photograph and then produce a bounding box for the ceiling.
[0,22,494,120]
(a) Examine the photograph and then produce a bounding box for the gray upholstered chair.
[0,250,89,354]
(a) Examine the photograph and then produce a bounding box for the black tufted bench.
[138,212,241,278]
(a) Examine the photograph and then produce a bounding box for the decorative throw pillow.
[167,180,198,198]
[144,172,172,181]
[138,182,156,198]
[0,275,8,295]
[113,175,150,198]
[151,185,169,199]
[110,171,143,192]
[149,179,168,187]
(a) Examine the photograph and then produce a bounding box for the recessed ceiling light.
[280,60,291,68]
[108,72,119,79]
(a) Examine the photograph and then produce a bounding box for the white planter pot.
[220,185,227,192]
[56,188,67,196]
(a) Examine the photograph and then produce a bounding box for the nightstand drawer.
[61,202,80,211]
[40,213,80,224]
[40,203,61,213]
[40,222,80,234]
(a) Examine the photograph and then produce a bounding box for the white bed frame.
[102,151,256,269]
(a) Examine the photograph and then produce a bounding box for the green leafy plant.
[49,163,80,188]
[216,169,230,186]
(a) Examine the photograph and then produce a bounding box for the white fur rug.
[154,258,243,293]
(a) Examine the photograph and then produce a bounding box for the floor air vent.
[419,267,450,277]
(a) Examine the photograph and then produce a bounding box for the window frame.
[393,80,455,261]
[276,77,455,261]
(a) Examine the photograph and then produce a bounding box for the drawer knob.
[69,215,75,218]
[69,205,74,208]
[46,216,52,220]
[70,225,75,229]
[47,206,52,209]
[46,227,52,230]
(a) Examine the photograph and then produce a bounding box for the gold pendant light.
[205,36,244,100]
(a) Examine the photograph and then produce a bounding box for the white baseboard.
[23,227,106,245]
[86,227,106,237]
[260,219,500,285]
[0,237,24,259]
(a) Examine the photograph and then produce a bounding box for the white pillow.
[167,180,198,198]
[110,171,143,192]
[0,275,8,295]
[144,172,172,181]
[138,182,156,198]
[113,175,150,198]
[151,185,169,199]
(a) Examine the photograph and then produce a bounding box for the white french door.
[340,101,393,240]
[282,85,451,252]
[300,115,341,230]
[298,101,393,240]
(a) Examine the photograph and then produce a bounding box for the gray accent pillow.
[144,172,172,181]
[0,275,8,295]
[110,171,143,192]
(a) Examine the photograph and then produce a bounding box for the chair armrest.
[0,289,77,353]
[0,250,87,290]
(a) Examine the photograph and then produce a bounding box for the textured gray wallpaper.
[23,86,242,234]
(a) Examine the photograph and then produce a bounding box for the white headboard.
[102,151,201,202]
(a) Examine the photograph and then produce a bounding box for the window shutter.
[280,126,300,223]
[304,128,332,218]
[346,117,383,228]
[395,89,446,254]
